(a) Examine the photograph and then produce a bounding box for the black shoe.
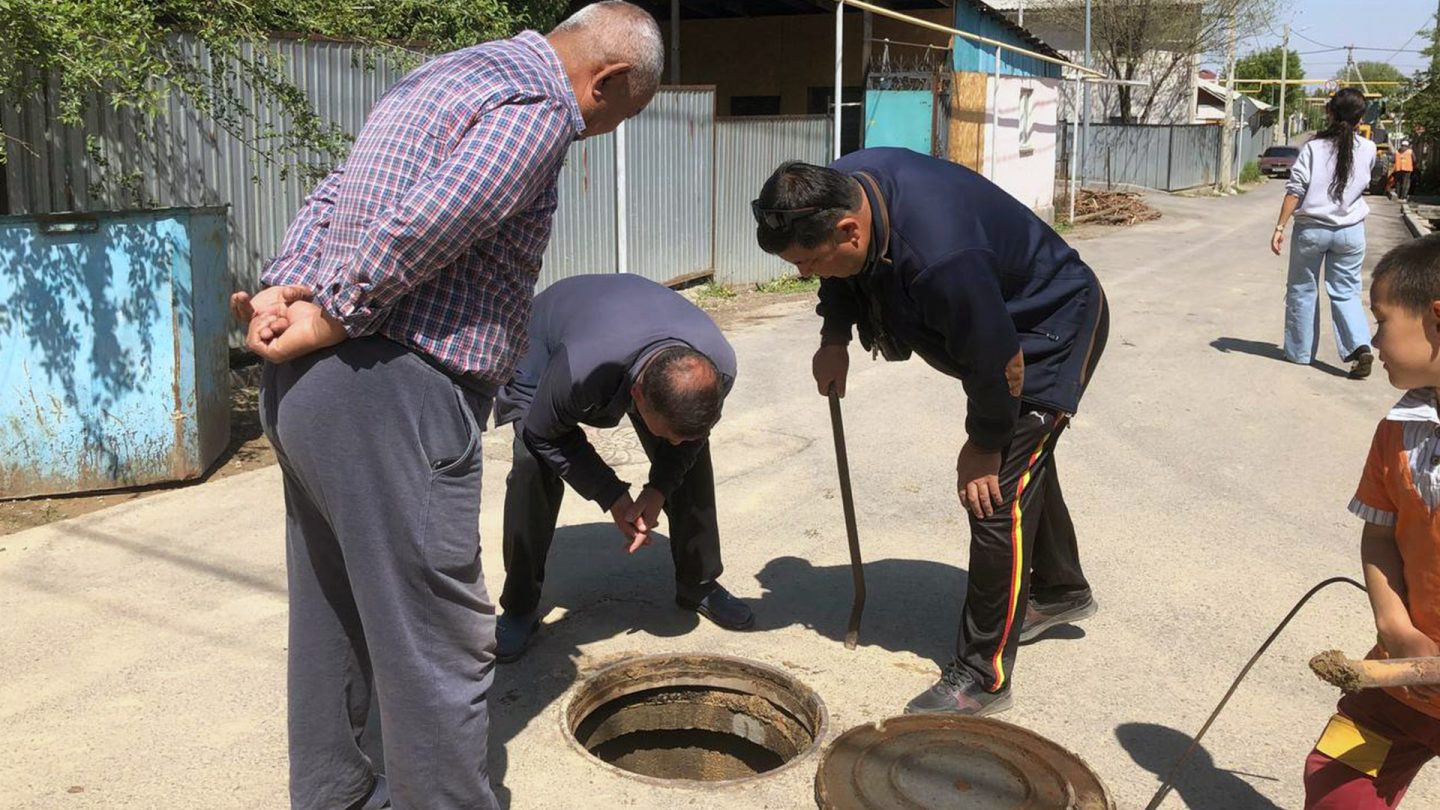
[495,610,540,663]
[903,665,1013,716]
[349,775,389,810]
[677,583,755,630]
[1348,347,1374,380]
[1019,592,1098,644]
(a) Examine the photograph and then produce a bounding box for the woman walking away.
[1271,87,1378,379]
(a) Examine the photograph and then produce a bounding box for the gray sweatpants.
[260,336,499,810]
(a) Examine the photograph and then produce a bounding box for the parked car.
[1258,145,1301,178]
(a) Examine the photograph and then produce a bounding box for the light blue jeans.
[1284,220,1372,364]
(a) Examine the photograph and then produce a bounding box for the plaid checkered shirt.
[262,31,583,386]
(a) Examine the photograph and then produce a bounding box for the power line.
[1293,30,1341,49]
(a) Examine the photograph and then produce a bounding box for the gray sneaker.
[1019,593,1097,644]
[903,665,1013,716]
[495,610,540,663]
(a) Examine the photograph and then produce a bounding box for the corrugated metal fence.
[1060,123,1221,191]
[622,87,715,285]
[2,36,830,299]
[1,36,411,294]
[1059,120,1276,192]
[714,116,832,285]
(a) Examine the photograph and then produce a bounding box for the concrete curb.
[1402,203,1432,238]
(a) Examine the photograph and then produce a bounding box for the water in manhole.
[565,654,827,784]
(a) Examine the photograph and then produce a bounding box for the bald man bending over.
[493,273,754,661]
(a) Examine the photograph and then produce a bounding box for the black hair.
[639,346,724,438]
[1319,88,1367,205]
[754,161,862,254]
[1372,233,1440,315]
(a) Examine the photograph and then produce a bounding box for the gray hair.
[553,1,665,98]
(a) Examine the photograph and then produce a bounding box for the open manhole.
[564,654,828,785]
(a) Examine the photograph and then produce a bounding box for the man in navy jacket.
[754,149,1108,716]
[492,274,754,661]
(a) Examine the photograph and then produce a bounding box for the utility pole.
[1217,14,1238,192]
[1081,0,1092,189]
[1346,46,1369,93]
[1279,24,1289,144]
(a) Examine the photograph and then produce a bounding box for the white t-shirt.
[1286,134,1377,227]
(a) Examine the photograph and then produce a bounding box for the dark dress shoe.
[676,583,755,630]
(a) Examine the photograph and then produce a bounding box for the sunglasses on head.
[751,200,821,230]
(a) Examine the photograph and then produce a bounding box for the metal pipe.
[991,45,1001,181]
[840,0,1103,77]
[828,388,866,650]
[1069,79,1081,224]
[616,122,628,275]
[835,1,844,160]
[1278,23,1289,144]
[1081,0,1091,193]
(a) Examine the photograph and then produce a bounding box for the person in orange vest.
[1394,139,1415,201]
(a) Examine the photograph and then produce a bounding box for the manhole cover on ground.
[564,654,827,785]
[815,714,1114,810]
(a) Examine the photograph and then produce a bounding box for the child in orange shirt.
[1305,234,1440,808]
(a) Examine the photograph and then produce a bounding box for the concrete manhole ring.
[561,653,829,787]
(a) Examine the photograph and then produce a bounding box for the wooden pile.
[1061,189,1162,226]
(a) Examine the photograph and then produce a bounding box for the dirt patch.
[0,373,276,537]
[1309,650,1363,693]
[681,281,818,332]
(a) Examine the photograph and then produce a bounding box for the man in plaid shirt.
[230,4,662,808]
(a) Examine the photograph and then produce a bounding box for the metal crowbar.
[827,386,866,649]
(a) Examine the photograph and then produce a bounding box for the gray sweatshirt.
[1286,134,1377,227]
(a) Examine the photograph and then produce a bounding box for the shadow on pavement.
[485,521,703,809]
[1116,722,1283,810]
[1210,337,1350,379]
[749,554,969,668]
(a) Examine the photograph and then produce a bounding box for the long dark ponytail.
[1319,88,1367,204]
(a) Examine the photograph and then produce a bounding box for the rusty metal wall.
[0,35,410,294]
[621,87,715,285]
[713,116,831,286]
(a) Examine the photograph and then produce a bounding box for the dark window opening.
[730,96,782,116]
[808,86,863,156]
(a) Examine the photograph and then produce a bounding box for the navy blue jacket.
[495,274,736,510]
[822,148,1105,451]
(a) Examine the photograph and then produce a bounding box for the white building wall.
[984,75,1062,221]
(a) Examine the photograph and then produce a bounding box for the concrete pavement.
[3,180,1435,808]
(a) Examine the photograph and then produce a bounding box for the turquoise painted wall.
[864,90,933,154]
[951,5,1062,79]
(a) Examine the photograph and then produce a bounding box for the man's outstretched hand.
[608,491,653,554]
[625,487,665,547]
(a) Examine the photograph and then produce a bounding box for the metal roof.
[621,1,953,20]
[613,1,1063,62]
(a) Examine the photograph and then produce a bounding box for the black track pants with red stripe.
[954,409,1088,693]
